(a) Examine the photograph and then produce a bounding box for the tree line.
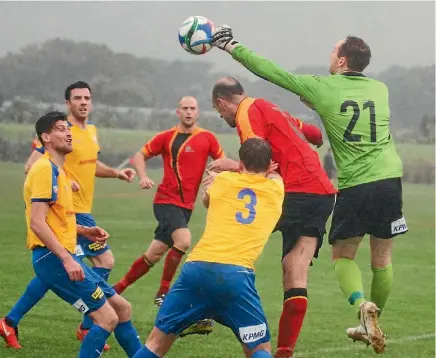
[0,38,434,141]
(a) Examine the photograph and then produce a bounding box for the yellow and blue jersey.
[36,121,100,214]
[187,171,284,269]
[24,152,76,253]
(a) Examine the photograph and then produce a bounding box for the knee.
[146,251,164,265]
[94,306,119,332]
[331,245,356,263]
[172,230,191,252]
[106,311,119,331]
[92,250,115,270]
[113,297,133,322]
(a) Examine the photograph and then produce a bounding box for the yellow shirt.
[24,153,76,253]
[187,171,284,269]
[37,122,100,213]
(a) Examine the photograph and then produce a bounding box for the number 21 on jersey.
[235,188,257,224]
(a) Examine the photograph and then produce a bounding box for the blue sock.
[132,345,159,358]
[81,267,112,330]
[7,276,49,327]
[115,320,142,357]
[252,349,272,358]
[78,325,111,358]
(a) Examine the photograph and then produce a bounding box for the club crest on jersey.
[184,145,194,152]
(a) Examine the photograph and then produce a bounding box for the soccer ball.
[178,16,215,55]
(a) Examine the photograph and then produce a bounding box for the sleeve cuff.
[31,198,51,203]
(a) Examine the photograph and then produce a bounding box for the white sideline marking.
[294,333,435,357]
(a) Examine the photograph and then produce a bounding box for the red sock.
[113,255,151,294]
[157,247,185,296]
[276,288,308,358]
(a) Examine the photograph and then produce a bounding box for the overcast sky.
[0,1,434,76]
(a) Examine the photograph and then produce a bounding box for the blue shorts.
[155,261,270,349]
[75,213,110,259]
[32,247,116,315]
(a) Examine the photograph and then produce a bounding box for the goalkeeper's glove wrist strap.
[225,40,240,53]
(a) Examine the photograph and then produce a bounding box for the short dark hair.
[239,138,272,173]
[65,81,92,100]
[35,111,68,145]
[212,77,245,101]
[338,36,371,72]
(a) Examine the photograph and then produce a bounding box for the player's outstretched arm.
[96,160,136,183]
[24,150,43,174]
[208,158,240,173]
[212,25,320,105]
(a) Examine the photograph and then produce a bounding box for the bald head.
[212,77,245,101]
[176,96,199,130]
[178,96,198,108]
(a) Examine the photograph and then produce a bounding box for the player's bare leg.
[77,249,115,351]
[275,236,316,358]
[81,301,118,357]
[133,326,178,357]
[155,228,191,305]
[332,236,386,353]
[88,249,115,270]
[106,294,142,356]
[113,240,168,295]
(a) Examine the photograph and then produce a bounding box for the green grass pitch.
[0,162,434,357]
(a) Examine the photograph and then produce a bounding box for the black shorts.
[328,178,408,244]
[274,193,335,260]
[153,204,192,247]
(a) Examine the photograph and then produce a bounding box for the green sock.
[334,258,366,312]
[371,265,393,315]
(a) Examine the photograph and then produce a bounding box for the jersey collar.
[174,125,202,135]
[341,72,366,77]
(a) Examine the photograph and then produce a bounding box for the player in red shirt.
[209,78,337,358]
[113,96,224,334]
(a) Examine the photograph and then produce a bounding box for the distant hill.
[0,38,433,132]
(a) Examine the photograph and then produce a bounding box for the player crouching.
[132,138,284,358]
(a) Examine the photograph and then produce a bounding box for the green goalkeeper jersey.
[232,45,403,189]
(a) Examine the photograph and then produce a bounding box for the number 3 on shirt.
[235,188,257,224]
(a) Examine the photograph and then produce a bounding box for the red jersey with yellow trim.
[141,125,224,210]
[236,97,337,195]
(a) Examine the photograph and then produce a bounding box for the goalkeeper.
[211,28,407,355]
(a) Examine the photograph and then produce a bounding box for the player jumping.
[211,29,407,353]
[21,111,141,357]
[132,137,284,358]
[112,96,224,336]
[208,78,336,358]
[0,81,135,350]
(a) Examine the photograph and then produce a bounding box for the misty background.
[0,1,434,183]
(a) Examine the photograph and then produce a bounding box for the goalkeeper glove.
[212,25,240,53]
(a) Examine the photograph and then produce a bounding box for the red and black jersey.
[235,97,337,195]
[141,125,224,210]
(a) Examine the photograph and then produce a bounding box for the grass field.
[0,161,434,358]
[1,121,434,162]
